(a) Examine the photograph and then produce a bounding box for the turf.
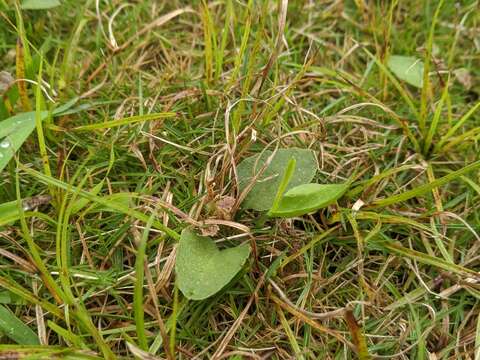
[0,0,479,358]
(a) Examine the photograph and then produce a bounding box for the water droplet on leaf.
[0,140,11,148]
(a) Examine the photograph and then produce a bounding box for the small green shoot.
[269,183,349,218]
[268,157,296,216]
[134,214,156,350]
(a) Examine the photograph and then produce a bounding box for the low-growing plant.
[176,148,352,300]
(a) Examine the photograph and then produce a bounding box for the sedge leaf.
[268,158,296,215]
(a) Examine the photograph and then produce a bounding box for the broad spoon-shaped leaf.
[237,148,317,211]
[387,55,424,88]
[0,101,78,173]
[0,102,79,173]
[269,183,349,218]
[0,111,48,173]
[176,228,250,300]
[0,304,39,344]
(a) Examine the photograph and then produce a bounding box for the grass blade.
[15,164,65,304]
[423,74,450,155]
[268,157,296,216]
[15,38,31,112]
[381,241,479,279]
[34,56,53,192]
[20,166,180,240]
[370,160,480,207]
[435,100,480,152]
[228,0,253,88]
[276,305,304,359]
[72,113,177,131]
[344,309,371,360]
[475,310,480,360]
[419,0,444,136]
[134,214,155,350]
[0,276,62,319]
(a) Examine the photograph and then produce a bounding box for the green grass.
[0,0,479,358]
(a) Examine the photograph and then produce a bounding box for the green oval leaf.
[21,0,60,10]
[175,228,250,300]
[0,305,39,345]
[237,148,317,211]
[269,183,349,218]
[387,55,424,88]
[0,111,48,173]
[1,99,83,173]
